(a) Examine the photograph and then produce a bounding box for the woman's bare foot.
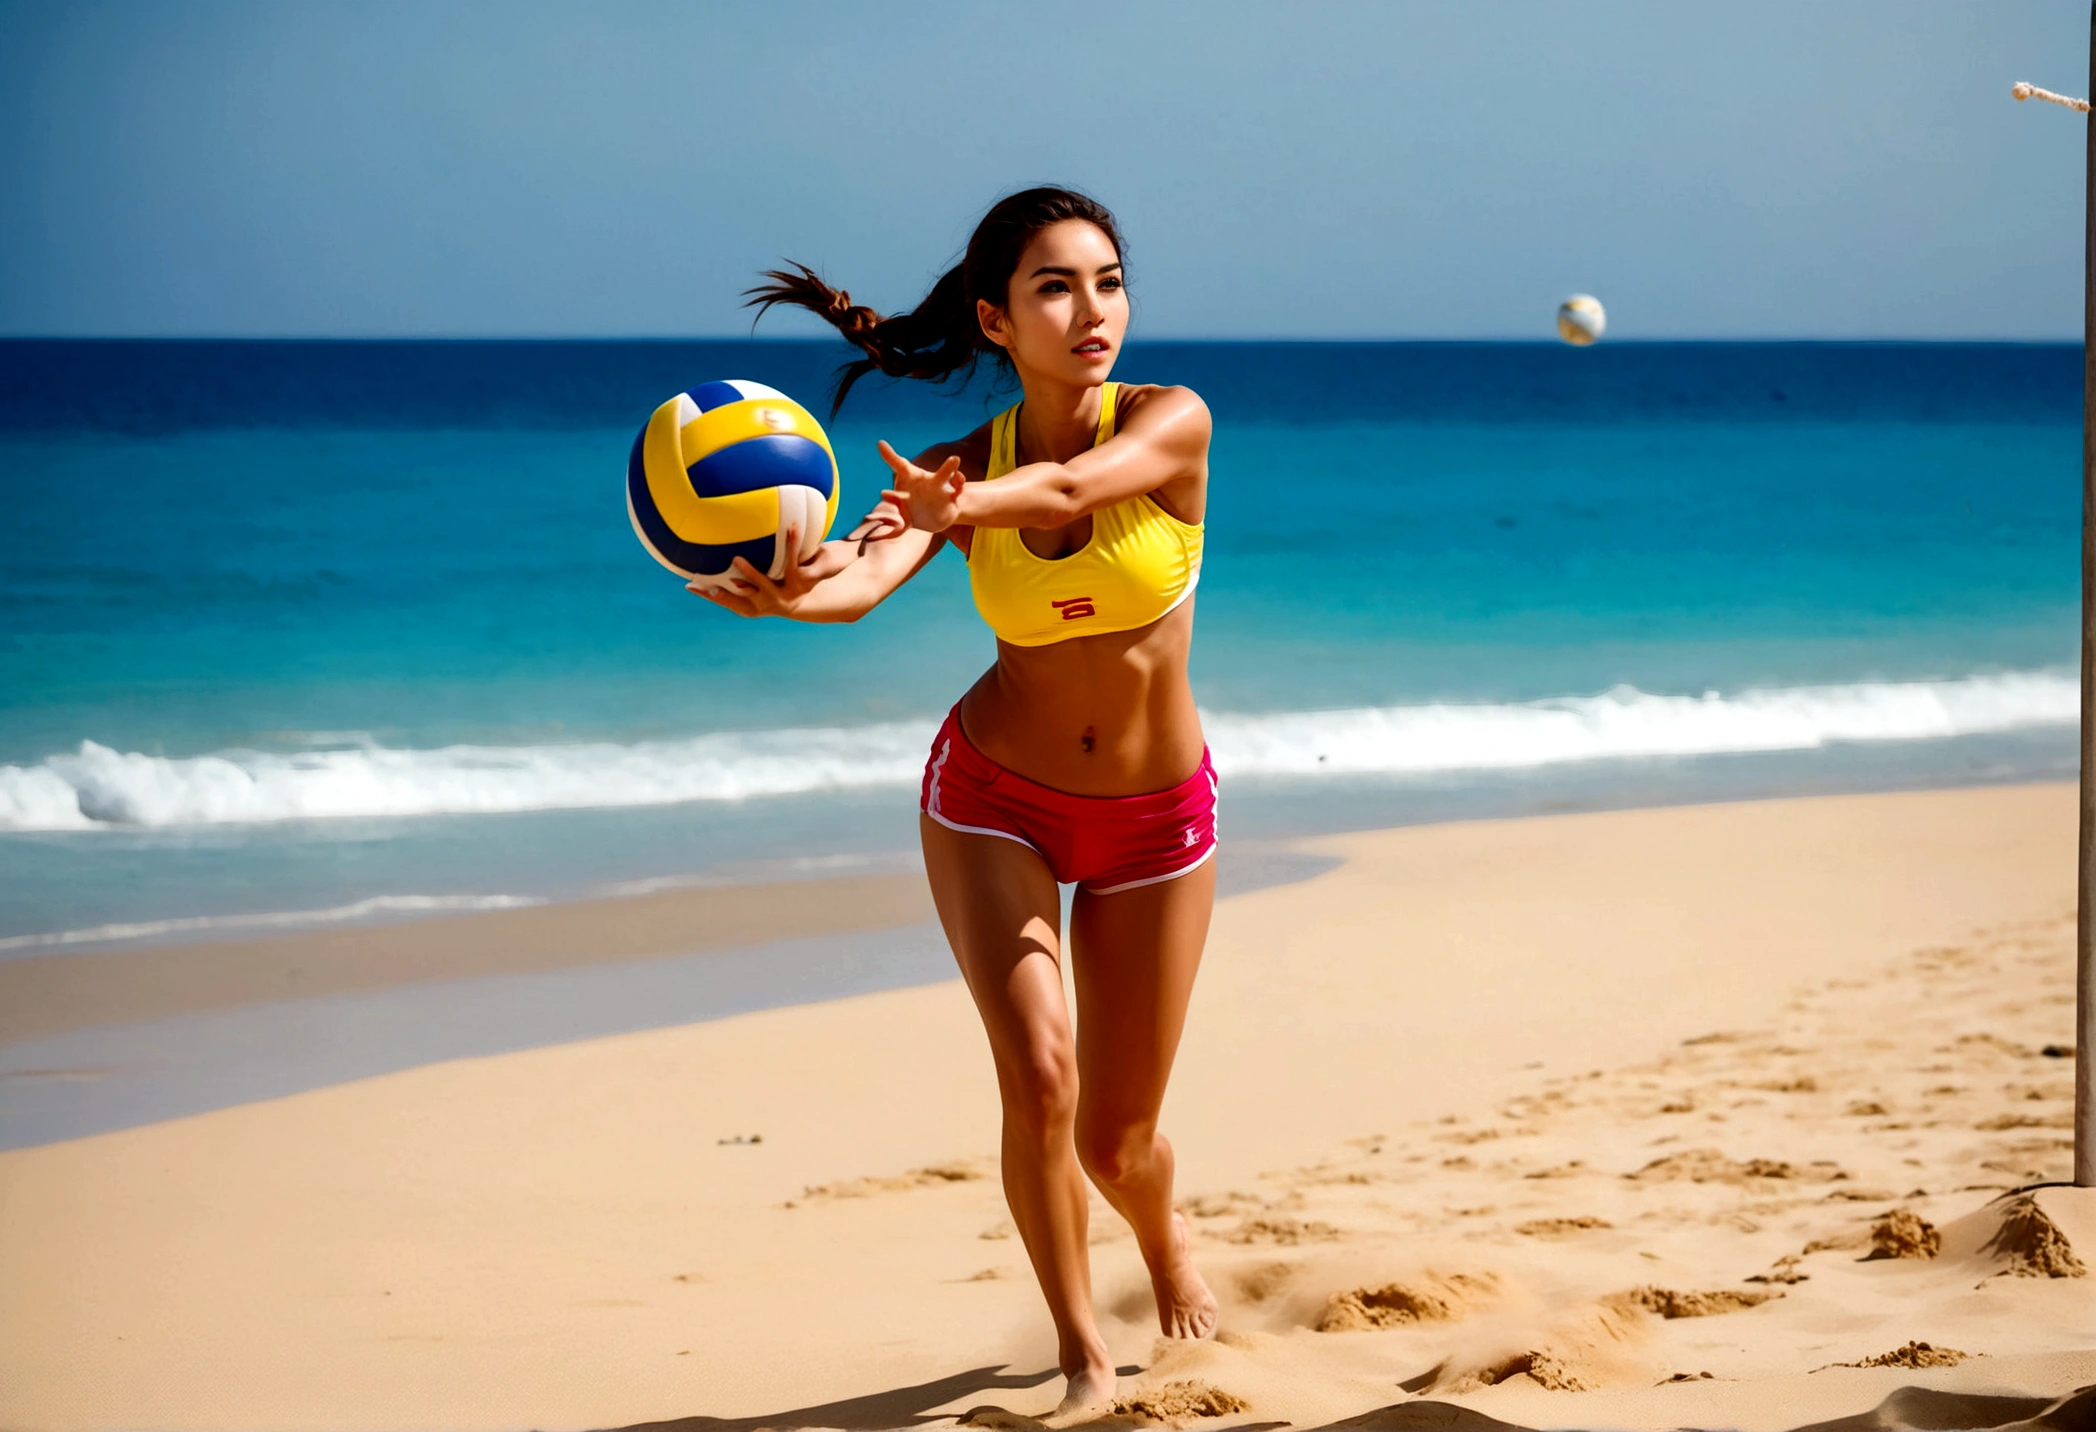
[1047,1358,1118,1424]
[1150,1212,1218,1339]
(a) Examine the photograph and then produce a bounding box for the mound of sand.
[1837,1340,1969,1369]
[1111,1380,1251,1426]
[1865,1209,1942,1261]
[1982,1194,2089,1280]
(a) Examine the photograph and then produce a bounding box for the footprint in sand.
[1178,1191,1263,1220]
[1223,1215,1341,1246]
[1745,1254,1809,1285]
[1513,1215,1612,1237]
[1314,1272,1496,1331]
[785,1160,990,1207]
[1229,1260,1297,1304]
[1605,1285,1781,1318]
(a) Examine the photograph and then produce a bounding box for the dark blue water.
[2,339,2073,431]
[0,340,2080,947]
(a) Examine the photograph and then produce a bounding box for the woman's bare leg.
[1068,859,1219,1339]
[919,815,1116,1414]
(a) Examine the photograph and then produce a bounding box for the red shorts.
[921,707,1219,894]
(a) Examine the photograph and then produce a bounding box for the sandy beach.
[6,10,2087,1431]
[1,782,2089,1431]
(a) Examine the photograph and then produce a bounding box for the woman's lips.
[1073,340,1111,356]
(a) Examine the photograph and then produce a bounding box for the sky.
[0,1,2086,340]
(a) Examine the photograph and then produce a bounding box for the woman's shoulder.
[1113,384,1211,453]
[1115,383,1209,429]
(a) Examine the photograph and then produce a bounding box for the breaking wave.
[0,672,2074,834]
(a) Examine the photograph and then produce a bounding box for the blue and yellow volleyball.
[626,379,840,589]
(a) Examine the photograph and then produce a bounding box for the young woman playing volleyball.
[705,187,1216,1415]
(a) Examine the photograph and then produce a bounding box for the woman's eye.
[1040,280,1069,294]
[1100,277,1123,291]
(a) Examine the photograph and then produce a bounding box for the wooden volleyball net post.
[2014,29,2096,1187]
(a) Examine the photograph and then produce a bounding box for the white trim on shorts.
[1083,840,1217,896]
[924,736,1042,854]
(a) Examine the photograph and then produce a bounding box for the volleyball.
[626,379,840,590]
[1556,294,1606,346]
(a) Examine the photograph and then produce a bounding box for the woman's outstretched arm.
[692,517,941,624]
[881,387,1209,532]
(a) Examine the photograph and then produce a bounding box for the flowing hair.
[745,186,1125,415]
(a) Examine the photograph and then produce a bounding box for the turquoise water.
[0,341,2079,947]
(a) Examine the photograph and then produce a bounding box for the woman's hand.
[877,441,964,533]
[688,524,851,618]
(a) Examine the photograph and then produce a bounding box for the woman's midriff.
[956,598,1204,798]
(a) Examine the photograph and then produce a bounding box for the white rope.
[2012,80,2091,113]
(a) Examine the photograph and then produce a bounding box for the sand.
[0,782,2089,1431]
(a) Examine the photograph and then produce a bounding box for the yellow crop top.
[966,383,1204,648]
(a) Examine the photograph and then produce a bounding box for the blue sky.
[0,1,2085,339]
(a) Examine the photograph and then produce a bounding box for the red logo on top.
[1051,597,1097,620]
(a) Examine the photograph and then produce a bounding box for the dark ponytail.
[745,186,1125,415]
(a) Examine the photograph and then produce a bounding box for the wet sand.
[0,871,936,1045]
[0,846,1339,1150]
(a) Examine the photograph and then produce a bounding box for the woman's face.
[979,219,1127,388]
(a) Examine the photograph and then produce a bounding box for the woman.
[705,187,1216,1415]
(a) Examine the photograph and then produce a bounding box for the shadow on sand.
[599,1364,1076,1432]
[1304,1383,2094,1432]
[598,1377,2096,1432]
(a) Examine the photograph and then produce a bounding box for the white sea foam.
[0,893,544,954]
[0,672,2074,834]
[0,723,936,832]
[1202,671,2079,776]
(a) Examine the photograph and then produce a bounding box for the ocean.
[0,339,2080,952]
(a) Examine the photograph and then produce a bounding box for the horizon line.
[0,334,2082,346]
